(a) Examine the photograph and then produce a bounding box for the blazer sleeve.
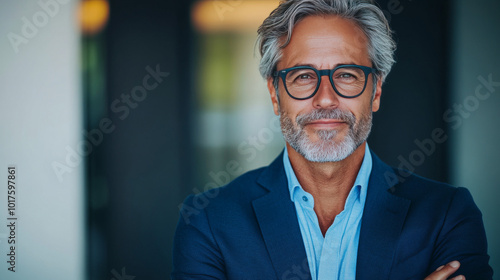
[171,194,227,280]
[428,187,493,280]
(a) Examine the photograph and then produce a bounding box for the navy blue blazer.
[172,151,493,280]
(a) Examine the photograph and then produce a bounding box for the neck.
[287,141,366,192]
[287,141,366,235]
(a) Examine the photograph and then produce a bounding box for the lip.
[305,119,346,128]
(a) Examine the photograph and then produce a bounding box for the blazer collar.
[356,151,411,279]
[253,151,311,279]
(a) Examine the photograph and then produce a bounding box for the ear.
[371,78,383,112]
[267,78,280,116]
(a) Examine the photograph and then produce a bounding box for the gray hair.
[257,0,396,89]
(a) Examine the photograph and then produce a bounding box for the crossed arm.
[426,261,465,280]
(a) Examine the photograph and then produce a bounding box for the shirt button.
[302,196,308,202]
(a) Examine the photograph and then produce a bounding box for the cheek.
[358,95,374,112]
[344,100,372,122]
[279,97,306,116]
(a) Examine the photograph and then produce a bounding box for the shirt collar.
[283,143,373,204]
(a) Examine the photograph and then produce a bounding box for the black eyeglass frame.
[273,64,377,100]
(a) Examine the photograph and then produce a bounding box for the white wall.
[450,0,500,274]
[0,0,84,279]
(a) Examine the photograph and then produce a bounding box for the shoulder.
[384,166,483,227]
[369,151,479,217]
[370,151,469,206]
[391,168,458,199]
[392,167,475,206]
[180,165,269,216]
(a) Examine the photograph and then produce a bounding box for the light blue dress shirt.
[283,143,372,280]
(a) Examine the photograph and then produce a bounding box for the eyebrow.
[288,62,358,69]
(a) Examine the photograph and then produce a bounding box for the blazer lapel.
[356,152,411,280]
[252,152,311,280]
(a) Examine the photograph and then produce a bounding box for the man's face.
[267,15,382,162]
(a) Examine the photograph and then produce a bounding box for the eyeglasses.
[273,65,377,100]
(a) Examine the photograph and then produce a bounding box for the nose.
[312,77,340,109]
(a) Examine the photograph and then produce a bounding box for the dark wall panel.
[369,0,450,182]
[91,0,195,279]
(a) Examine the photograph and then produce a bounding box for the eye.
[336,72,358,80]
[286,69,317,85]
[297,74,313,80]
[339,73,355,79]
[333,67,365,83]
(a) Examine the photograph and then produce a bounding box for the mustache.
[296,108,356,127]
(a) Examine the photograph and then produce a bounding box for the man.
[172,0,493,279]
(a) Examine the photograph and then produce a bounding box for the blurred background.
[0,0,499,279]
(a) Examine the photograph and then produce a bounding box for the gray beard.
[280,108,372,162]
